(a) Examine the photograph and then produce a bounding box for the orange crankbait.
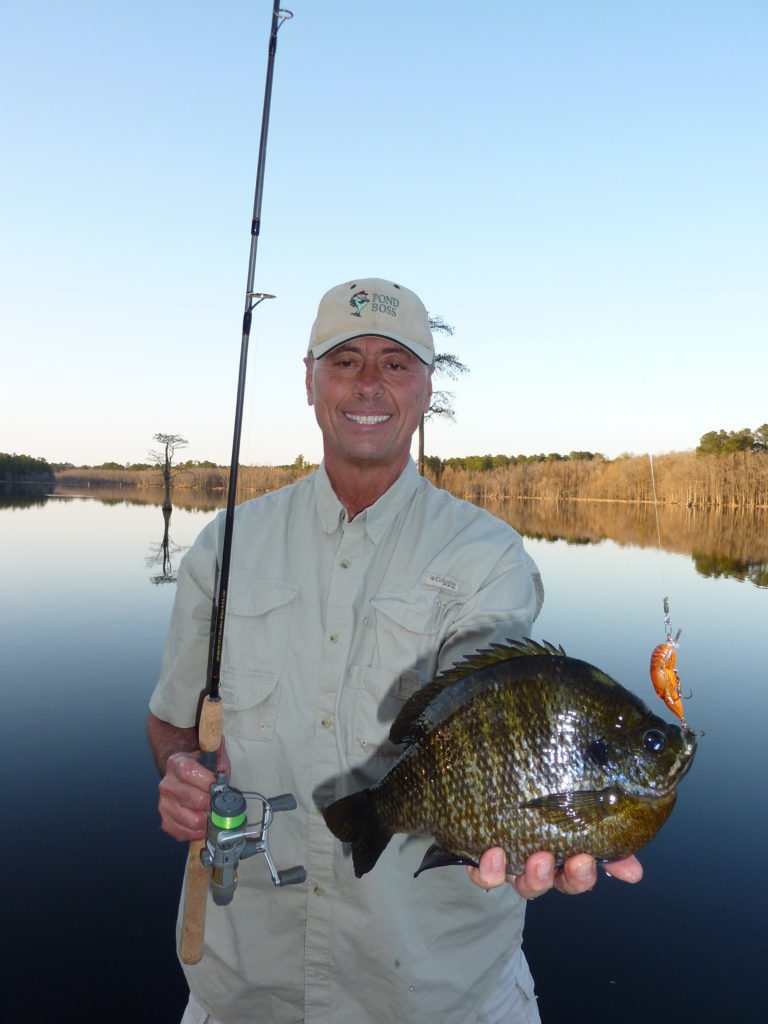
[650,598,687,727]
[650,642,685,724]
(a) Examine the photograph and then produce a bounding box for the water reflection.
[691,549,768,588]
[52,483,225,513]
[0,483,49,509]
[1,484,765,1022]
[31,484,768,590]
[146,503,187,585]
[485,498,768,588]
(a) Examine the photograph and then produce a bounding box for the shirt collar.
[314,458,422,542]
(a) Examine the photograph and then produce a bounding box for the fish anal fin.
[413,842,479,877]
[522,787,624,829]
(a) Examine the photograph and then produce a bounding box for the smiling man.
[148,277,641,1024]
[304,282,434,516]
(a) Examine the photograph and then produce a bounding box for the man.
[148,277,641,1024]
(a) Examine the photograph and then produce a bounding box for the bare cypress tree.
[419,318,469,475]
[149,432,188,508]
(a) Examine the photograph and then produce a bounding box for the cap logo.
[349,290,369,317]
[371,292,400,318]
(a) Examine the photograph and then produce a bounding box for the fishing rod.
[181,2,302,967]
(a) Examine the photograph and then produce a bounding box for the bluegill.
[322,640,696,877]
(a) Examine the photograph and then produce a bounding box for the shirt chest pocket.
[341,591,457,772]
[369,591,455,681]
[220,574,300,741]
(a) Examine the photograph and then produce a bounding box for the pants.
[180,949,540,1024]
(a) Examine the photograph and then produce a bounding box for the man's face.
[305,335,433,477]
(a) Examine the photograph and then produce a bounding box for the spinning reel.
[201,773,306,906]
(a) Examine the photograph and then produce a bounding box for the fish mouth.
[674,730,697,783]
[612,730,697,801]
[638,731,698,799]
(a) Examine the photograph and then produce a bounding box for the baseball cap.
[307,278,434,365]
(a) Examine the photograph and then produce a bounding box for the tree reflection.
[0,485,49,509]
[146,502,186,584]
[692,550,768,588]
[485,499,768,589]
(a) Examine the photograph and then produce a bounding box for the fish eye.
[588,738,609,766]
[643,729,666,752]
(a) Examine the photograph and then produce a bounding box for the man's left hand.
[466,848,643,898]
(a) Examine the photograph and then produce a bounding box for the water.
[1,487,766,1021]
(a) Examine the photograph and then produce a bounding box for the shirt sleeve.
[436,537,544,675]
[148,513,223,728]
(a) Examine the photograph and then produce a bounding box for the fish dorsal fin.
[389,638,566,746]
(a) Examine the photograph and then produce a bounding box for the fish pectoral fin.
[413,843,479,877]
[522,787,623,828]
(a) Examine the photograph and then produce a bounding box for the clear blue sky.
[2,1,766,467]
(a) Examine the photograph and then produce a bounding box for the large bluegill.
[322,640,696,877]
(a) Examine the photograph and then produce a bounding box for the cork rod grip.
[180,695,224,965]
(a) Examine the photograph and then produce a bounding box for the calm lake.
[2,485,766,1022]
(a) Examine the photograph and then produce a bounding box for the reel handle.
[269,793,298,812]
[277,865,307,886]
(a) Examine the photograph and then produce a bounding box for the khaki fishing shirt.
[150,458,543,1024]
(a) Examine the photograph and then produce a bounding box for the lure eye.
[588,738,609,766]
[643,729,666,753]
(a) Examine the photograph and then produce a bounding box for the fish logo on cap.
[349,290,369,317]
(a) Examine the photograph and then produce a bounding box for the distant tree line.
[30,419,768,508]
[696,424,768,456]
[52,449,768,508]
[423,450,602,477]
[1,452,55,482]
[54,453,318,499]
[429,449,768,508]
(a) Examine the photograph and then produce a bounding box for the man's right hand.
[147,711,230,841]
[158,751,219,841]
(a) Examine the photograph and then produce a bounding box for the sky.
[2,0,766,468]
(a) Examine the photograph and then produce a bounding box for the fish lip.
[672,730,698,784]
[675,740,697,782]
[625,739,697,800]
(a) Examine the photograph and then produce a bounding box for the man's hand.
[466,847,643,897]
[158,750,218,841]
[147,711,230,842]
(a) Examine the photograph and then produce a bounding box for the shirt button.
[329,632,339,643]
[339,558,351,569]
[314,885,326,896]
[321,715,333,729]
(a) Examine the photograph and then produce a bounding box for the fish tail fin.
[321,790,391,878]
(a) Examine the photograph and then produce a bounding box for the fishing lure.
[649,598,687,727]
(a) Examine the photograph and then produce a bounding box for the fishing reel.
[200,773,306,906]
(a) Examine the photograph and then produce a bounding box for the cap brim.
[311,331,434,365]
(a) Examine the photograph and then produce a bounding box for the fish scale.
[322,640,696,878]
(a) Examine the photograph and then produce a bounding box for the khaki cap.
[307,278,434,365]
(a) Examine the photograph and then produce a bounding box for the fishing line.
[648,451,672,625]
[647,450,688,727]
[648,452,663,552]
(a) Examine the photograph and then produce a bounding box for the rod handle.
[180,839,210,964]
[198,694,224,754]
[179,696,223,965]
